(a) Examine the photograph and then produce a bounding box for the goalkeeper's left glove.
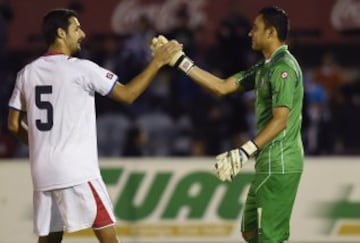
[150,35,195,74]
[215,140,259,181]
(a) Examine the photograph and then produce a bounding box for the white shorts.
[33,178,116,236]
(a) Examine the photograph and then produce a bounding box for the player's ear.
[267,26,277,39]
[56,27,66,39]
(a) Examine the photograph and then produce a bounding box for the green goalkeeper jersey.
[235,45,304,174]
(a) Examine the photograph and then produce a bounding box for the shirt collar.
[43,50,67,56]
[265,45,288,64]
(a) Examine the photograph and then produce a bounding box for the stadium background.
[0,0,359,242]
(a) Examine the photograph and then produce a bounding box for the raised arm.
[150,35,242,96]
[186,67,241,96]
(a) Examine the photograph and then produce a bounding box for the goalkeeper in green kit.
[151,5,303,243]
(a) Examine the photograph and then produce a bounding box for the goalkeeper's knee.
[244,236,258,243]
[242,231,258,243]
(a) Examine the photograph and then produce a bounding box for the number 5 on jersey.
[35,85,53,131]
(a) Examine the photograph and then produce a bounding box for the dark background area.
[1,0,359,158]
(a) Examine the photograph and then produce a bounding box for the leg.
[34,190,64,243]
[257,173,302,242]
[94,225,119,243]
[241,179,259,243]
[38,231,63,243]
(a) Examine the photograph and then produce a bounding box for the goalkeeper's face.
[248,14,270,51]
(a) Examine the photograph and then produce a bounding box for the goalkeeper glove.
[150,35,195,74]
[215,140,259,181]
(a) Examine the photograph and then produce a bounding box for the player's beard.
[70,40,83,57]
[251,42,259,51]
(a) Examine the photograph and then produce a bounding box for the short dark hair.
[42,9,78,45]
[259,6,289,41]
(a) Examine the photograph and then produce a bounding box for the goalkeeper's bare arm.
[151,35,241,96]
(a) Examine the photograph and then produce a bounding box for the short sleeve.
[270,64,297,109]
[234,71,256,91]
[80,60,119,96]
[8,69,26,111]
[233,61,263,91]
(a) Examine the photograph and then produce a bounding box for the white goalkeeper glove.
[150,35,195,74]
[215,140,259,181]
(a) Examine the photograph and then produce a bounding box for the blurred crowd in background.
[0,0,359,158]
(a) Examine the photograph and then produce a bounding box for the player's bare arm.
[186,67,241,96]
[253,106,289,149]
[110,41,181,104]
[150,35,241,96]
[8,108,28,145]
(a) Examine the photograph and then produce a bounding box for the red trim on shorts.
[88,182,114,228]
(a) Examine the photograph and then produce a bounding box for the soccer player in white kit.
[7,9,181,243]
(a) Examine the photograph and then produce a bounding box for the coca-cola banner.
[111,0,206,34]
[331,0,360,31]
[6,0,360,49]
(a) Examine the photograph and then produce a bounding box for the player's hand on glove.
[152,40,182,68]
[214,140,259,181]
[150,35,195,74]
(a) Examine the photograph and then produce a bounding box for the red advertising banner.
[5,0,360,49]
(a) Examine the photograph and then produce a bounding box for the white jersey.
[8,54,118,191]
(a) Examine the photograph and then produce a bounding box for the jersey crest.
[280,71,288,79]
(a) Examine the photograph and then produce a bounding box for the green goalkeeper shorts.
[241,173,302,242]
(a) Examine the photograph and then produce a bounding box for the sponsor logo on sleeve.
[106,72,114,79]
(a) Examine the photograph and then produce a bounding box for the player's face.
[64,17,86,54]
[248,14,270,51]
